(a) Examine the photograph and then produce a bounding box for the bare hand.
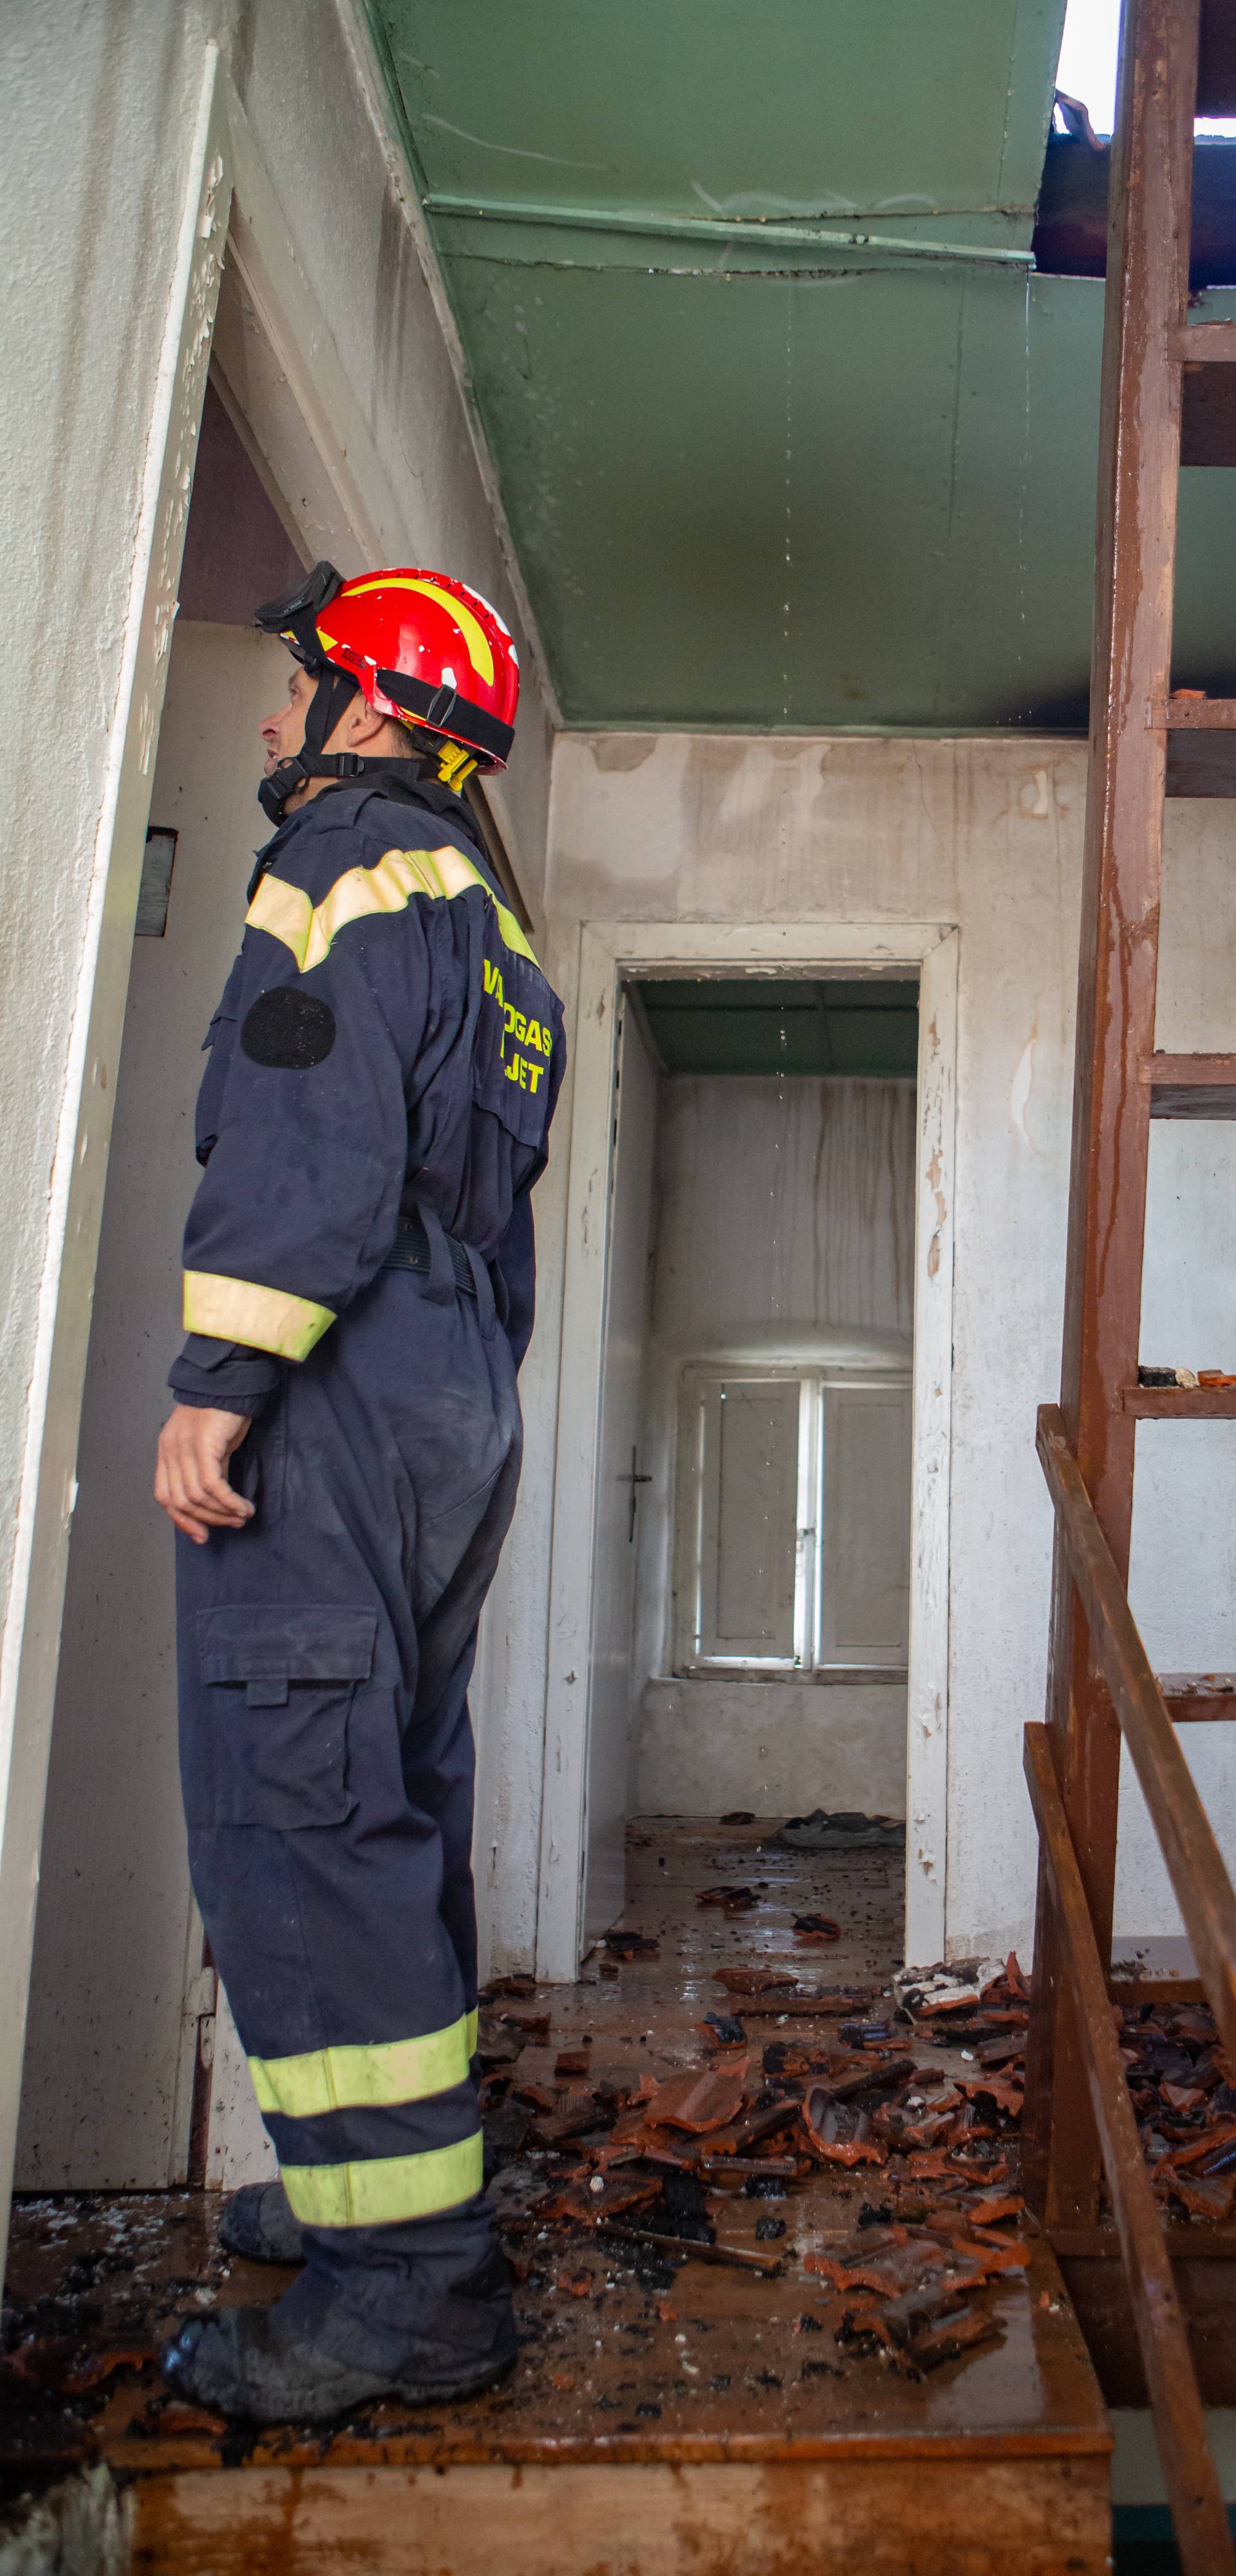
[155,1405,255,1544]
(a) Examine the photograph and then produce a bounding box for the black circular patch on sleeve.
[241,987,337,1070]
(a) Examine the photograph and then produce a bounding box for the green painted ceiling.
[633,980,919,1079]
[370,3,1236,731]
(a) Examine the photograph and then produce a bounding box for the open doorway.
[581,974,919,1946]
[539,924,957,1983]
[14,369,306,2191]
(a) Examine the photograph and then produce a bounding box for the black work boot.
[217,2180,304,2266]
[161,2241,517,2424]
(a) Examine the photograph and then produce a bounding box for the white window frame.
[673,1363,911,1680]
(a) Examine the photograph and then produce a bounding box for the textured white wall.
[514,735,1236,1966]
[651,1075,915,1354]
[635,1678,907,1818]
[0,0,551,2227]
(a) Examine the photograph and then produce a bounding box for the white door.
[581,1001,658,1943]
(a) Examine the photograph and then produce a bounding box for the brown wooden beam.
[1147,1054,1236,1117]
[1037,1408,1236,2064]
[1159,1674,1236,1723]
[1025,0,1201,2233]
[1024,1723,1234,2576]
[1170,323,1236,364]
[1125,1385,1236,1417]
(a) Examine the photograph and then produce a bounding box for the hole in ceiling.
[1035,0,1236,285]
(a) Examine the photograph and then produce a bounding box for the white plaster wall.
[651,1075,915,1352]
[635,1678,906,1819]
[0,0,552,2231]
[524,735,1236,1967]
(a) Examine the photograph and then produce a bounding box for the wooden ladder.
[1023,3,1236,2568]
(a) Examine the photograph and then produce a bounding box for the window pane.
[821,1383,911,1663]
[703,1379,800,1658]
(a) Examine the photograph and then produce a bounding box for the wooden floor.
[1,1823,1112,2573]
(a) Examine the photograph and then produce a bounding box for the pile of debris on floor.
[1116,1996,1236,2220]
[480,1943,1236,2382]
[478,1950,1033,2379]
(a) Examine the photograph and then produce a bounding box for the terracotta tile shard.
[911,2304,999,2370]
[1161,2081,1205,2112]
[801,2089,887,2168]
[966,2193,1024,2228]
[555,2049,592,2078]
[792,1913,842,1944]
[641,2060,751,2134]
[903,2150,955,2180]
[697,1885,760,1912]
[956,2074,1024,2118]
[1154,2164,1236,2221]
[602,1930,659,1958]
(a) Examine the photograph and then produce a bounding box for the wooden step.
[1057,2233,1236,2410]
[1161,696,1236,795]
[1159,1672,1236,1723]
[1125,1383,1236,1417]
[127,2448,1112,2576]
[1144,1051,1236,1116]
[1162,703,1236,797]
[1175,324,1236,469]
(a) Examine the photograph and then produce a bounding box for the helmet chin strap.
[258,668,467,826]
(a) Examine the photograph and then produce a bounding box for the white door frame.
[0,48,233,2264]
[536,919,959,1980]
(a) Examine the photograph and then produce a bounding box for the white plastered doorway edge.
[535,919,960,1983]
[0,21,548,2251]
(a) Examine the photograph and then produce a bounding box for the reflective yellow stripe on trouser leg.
[280,2132,483,2228]
[248,2016,474,2117]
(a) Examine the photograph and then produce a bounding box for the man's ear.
[339,692,393,750]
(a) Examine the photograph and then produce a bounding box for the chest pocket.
[474,931,560,1151]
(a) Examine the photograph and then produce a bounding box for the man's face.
[259,662,315,778]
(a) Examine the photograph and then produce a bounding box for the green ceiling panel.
[635,981,920,1078]
[368,4,1236,730]
[375,1,1063,243]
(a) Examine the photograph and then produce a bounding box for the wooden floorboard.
[3,1825,1112,2568]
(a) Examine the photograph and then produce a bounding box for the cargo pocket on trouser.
[188,1604,379,1829]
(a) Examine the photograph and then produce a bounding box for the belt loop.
[465,1244,497,1339]
[418,1207,457,1306]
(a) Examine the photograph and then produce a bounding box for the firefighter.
[154,564,564,2422]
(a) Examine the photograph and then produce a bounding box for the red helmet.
[258,560,520,773]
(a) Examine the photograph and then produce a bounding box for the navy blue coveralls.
[169,776,563,2367]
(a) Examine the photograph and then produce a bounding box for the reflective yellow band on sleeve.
[249,2016,473,2118]
[183,1271,335,1362]
[245,846,541,975]
[245,873,314,967]
[465,2007,478,2057]
[280,2132,483,2228]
